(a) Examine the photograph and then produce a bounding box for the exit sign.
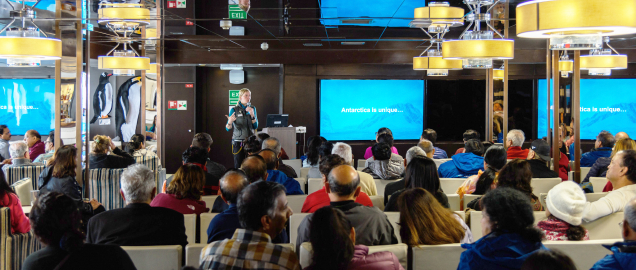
[229,90,240,105]
[229,5,246,19]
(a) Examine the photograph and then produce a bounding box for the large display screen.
[0,79,55,135]
[320,79,424,141]
[538,79,636,140]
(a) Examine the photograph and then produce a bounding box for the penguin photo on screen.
[115,77,142,142]
[89,72,113,124]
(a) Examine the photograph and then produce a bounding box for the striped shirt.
[200,229,300,270]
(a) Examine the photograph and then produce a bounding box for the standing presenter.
[225,88,258,168]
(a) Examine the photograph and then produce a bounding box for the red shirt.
[301,187,374,213]
[506,146,529,159]
[29,141,45,161]
[150,193,208,215]
[1,193,30,234]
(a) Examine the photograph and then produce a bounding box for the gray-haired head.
[508,129,526,147]
[418,140,435,155]
[220,170,250,205]
[9,141,28,159]
[625,196,636,234]
[406,146,427,164]
[120,164,155,204]
[262,137,281,156]
[331,142,353,164]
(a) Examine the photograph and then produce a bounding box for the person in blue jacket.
[458,187,547,270]
[258,149,304,195]
[581,131,615,167]
[591,196,636,270]
[438,139,485,178]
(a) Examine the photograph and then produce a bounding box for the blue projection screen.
[0,79,55,135]
[538,79,636,140]
[320,80,424,141]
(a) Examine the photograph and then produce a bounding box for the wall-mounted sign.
[229,4,247,19]
[229,90,240,105]
[177,0,186,8]
[169,100,188,110]
[167,1,176,8]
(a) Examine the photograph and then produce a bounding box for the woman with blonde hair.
[225,88,258,168]
[583,138,636,191]
[151,164,208,214]
[89,135,135,169]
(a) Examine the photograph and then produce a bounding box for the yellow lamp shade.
[98,4,150,26]
[145,28,157,39]
[414,6,464,26]
[413,56,462,70]
[494,69,505,80]
[147,63,158,74]
[0,37,61,60]
[517,0,636,38]
[98,56,150,70]
[559,60,573,72]
[580,55,628,69]
[442,39,515,60]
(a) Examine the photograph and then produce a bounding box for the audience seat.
[300,168,310,179]
[584,212,624,240]
[590,177,609,192]
[357,159,366,170]
[290,213,310,247]
[294,178,307,194]
[185,243,207,267]
[287,195,308,213]
[307,178,323,194]
[470,211,547,240]
[530,178,561,198]
[1,207,42,270]
[121,245,182,270]
[440,178,464,194]
[9,178,31,206]
[184,214,196,246]
[433,159,451,168]
[369,195,383,211]
[299,242,408,269]
[454,210,465,221]
[463,194,481,210]
[539,192,608,210]
[200,196,218,213]
[581,167,591,180]
[412,243,464,270]
[199,213,218,244]
[543,239,620,270]
[4,165,46,189]
[282,159,302,177]
[384,212,401,243]
[86,168,126,211]
[447,194,460,211]
[374,179,402,197]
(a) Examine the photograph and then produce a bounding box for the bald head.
[240,155,267,183]
[327,165,360,198]
[220,170,250,204]
[616,132,630,141]
[258,149,278,170]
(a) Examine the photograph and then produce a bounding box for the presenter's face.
[240,91,251,104]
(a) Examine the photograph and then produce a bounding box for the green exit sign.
[229,90,240,105]
[229,5,246,19]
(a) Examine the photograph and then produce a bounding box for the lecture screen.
[537,79,636,140]
[0,79,55,135]
[320,79,424,141]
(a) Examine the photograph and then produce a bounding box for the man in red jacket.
[506,129,529,159]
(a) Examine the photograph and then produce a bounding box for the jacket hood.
[451,153,484,174]
[603,241,636,269]
[368,154,404,180]
[462,233,545,269]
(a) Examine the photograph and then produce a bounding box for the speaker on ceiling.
[229,70,245,84]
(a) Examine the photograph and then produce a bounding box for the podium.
[262,127,296,159]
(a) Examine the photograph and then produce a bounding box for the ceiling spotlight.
[261,42,269,50]
[220,19,232,30]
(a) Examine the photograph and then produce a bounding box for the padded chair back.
[121,245,182,270]
[590,177,608,192]
[290,213,310,247]
[184,214,196,246]
[10,178,32,206]
[287,195,307,214]
[300,168,310,179]
[87,168,126,211]
[2,206,43,270]
[581,167,591,180]
[185,243,207,267]
[200,195,218,213]
[530,178,561,198]
[471,211,547,240]
[385,212,401,243]
[294,178,307,194]
[544,239,619,270]
[299,242,408,269]
[434,159,451,168]
[307,178,323,194]
[439,178,464,194]
[463,194,482,210]
[454,211,465,221]
[282,159,302,177]
[199,213,218,244]
[539,192,609,210]
[584,212,624,240]
[369,195,383,210]
[5,165,45,189]
[374,179,402,197]
[357,159,366,170]
[447,194,460,211]
[412,243,464,270]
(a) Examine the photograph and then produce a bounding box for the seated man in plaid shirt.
[200,180,300,270]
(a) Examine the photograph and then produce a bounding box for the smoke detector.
[261,42,269,50]
[220,19,232,30]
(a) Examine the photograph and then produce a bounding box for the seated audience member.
[200,181,299,270]
[439,139,485,178]
[520,249,577,270]
[582,150,636,222]
[33,130,59,163]
[581,130,615,167]
[212,155,269,213]
[182,146,220,195]
[145,115,156,141]
[38,145,104,222]
[616,131,630,141]
[0,165,30,233]
[125,134,157,158]
[590,196,636,270]
[2,141,43,175]
[421,128,448,159]
[384,146,426,203]
[151,164,208,214]
[22,192,136,270]
[89,135,135,169]
[296,165,397,252]
[207,170,288,244]
[584,138,636,190]
[364,128,400,159]
[86,164,188,247]
[418,140,435,159]
[458,188,546,270]
[305,207,404,270]
[191,133,226,181]
[399,188,472,246]
[506,129,529,159]
[259,149,304,195]
[494,115,504,143]
[454,129,481,155]
[25,130,45,161]
[457,145,507,200]
[538,181,589,241]
[308,141,333,178]
[526,139,560,179]
[385,157,449,211]
[302,155,373,213]
[363,142,404,180]
[243,135,262,156]
[262,137,297,178]
[332,142,378,195]
[303,135,325,168]
[0,125,11,161]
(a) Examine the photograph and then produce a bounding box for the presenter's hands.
[225,112,237,123]
[245,106,254,115]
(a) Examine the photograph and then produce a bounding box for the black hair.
[482,141,493,152]
[372,142,392,160]
[404,157,440,194]
[256,133,270,142]
[318,154,347,176]
[481,188,544,242]
[182,146,208,165]
[0,165,15,206]
[243,135,262,155]
[377,127,393,135]
[30,192,84,252]
[319,141,334,158]
[0,125,7,135]
[421,128,438,144]
[240,155,268,183]
[220,169,249,204]
[620,149,636,183]
[327,165,360,197]
[497,159,536,200]
[597,130,616,148]
[520,249,576,270]
[238,180,286,231]
[125,134,145,154]
[306,135,325,166]
[309,207,354,270]
[463,129,480,141]
[192,133,213,150]
[47,130,55,147]
[474,145,507,195]
[377,133,394,147]
[464,139,485,156]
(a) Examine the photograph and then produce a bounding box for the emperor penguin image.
[115,77,142,142]
[89,72,113,124]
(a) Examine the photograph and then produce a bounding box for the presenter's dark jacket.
[89,147,136,169]
[86,203,188,248]
[22,244,137,270]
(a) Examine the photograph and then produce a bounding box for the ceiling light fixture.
[580,37,627,76]
[220,19,232,30]
[441,0,514,69]
[0,0,62,67]
[558,53,573,78]
[493,67,504,80]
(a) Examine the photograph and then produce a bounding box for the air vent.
[341,42,365,45]
[340,19,372,24]
[303,43,323,47]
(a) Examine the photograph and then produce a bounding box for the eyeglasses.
[619,221,624,227]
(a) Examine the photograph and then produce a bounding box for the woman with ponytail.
[537,181,589,241]
[305,207,403,270]
[458,145,507,210]
[126,133,158,158]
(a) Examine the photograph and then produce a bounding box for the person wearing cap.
[590,196,636,270]
[527,139,569,181]
[537,181,589,241]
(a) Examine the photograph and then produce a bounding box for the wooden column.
[157,4,164,161]
[573,51,581,183]
[545,41,551,146]
[486,68,494,142]
[502,0,509,144]
[140,26,147,138]
[552,50,560,174]
[54,1,62,151]
[75,0,83,185]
